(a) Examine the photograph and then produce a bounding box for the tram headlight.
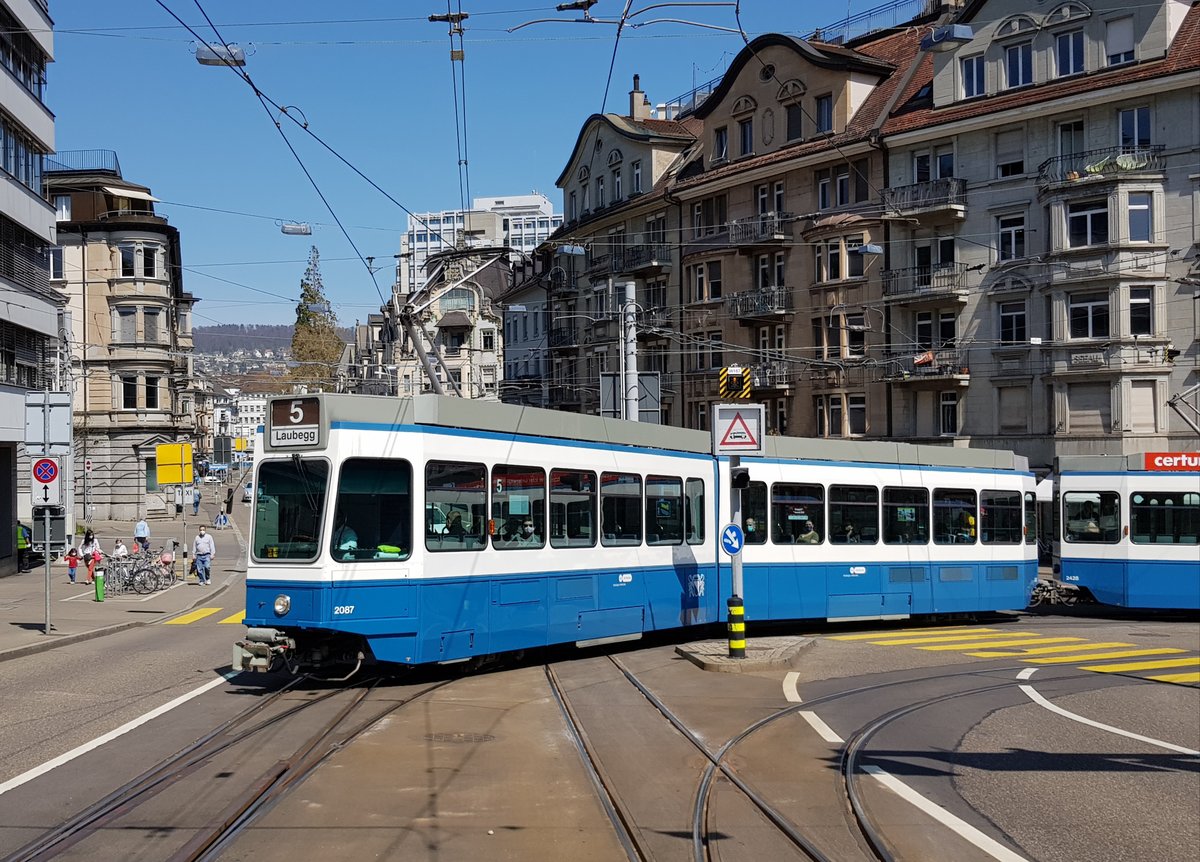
[273,594,291,617]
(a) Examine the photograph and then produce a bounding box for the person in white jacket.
[192,526,216,586]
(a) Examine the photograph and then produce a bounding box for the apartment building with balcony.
[878,0,1200,466]
[0,0,55,573]
[670,26,931,438]
[45,151,198,520]
[547,76,699,423]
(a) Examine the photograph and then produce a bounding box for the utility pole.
[623,280,638,422]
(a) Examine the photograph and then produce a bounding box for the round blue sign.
[720,523,744,556]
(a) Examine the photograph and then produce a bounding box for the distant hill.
[193,324,352,355]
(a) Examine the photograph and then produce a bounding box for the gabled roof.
[555,113,699,187]
[881,2,1200,137]
[691,33,895,121]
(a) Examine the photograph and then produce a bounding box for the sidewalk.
[0,504,248,663]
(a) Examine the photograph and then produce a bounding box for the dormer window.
[713,126,728,162]
[1005,42,1032,88]
[815,95,833,133]
[1106,17,1134,66]
[739,118,754,157]
[1055,30,1084,77]
[961,54,985,98]
[777,80,807,141]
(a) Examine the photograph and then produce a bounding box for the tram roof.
[290,394,1028,472]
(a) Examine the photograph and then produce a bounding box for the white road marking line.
[1018,684,1199,755]
[863,766,1030,862]
[1016,668,1038,680]
[0,671,240,798]
[783,671,802,703]
[799,711,844,744]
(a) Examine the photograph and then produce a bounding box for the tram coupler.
[727,596,745,658]
[233,627,294,672]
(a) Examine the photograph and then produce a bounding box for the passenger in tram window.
[797,521,820,544]
[744,517,766,544]
[511,519,541,547]
[840,523,859,544]
[446,511,466,539]
[333,512,359,557]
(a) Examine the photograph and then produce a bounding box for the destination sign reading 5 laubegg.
[270,397,321,447]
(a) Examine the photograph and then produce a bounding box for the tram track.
[2,672,455,862]
[547,655,1055,862]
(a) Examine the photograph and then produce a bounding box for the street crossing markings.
[918,636,1087,652]
[218,611,245,625]
[1147,672,1200,685]
[1026,648,1188,665]
[968,642,1137,658]
[829,627,989,642]
[165,607,223,625]
[866,631,1047,646]
[1078,656,1200,673]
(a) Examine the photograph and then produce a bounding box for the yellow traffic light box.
[719,365,752,400]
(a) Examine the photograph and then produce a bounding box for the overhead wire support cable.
[430,4,473,214]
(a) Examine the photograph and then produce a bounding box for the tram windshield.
[331,458,412,561]
[253,458,328,561]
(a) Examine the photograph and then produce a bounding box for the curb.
[675,636,815,673]
[0,570,245,665]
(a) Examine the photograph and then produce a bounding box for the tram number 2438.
[333,605,355,615]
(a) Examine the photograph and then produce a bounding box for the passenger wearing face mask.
[510,519,542,547]
[744,515,766,544]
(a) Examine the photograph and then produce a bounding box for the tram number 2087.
[333,605,356,615]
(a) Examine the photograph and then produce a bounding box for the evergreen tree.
[289,246,345,387]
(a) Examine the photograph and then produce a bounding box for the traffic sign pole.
[42,389,50,636]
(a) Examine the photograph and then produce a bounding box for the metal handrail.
[726,284,794,318]
[883,177,966,213]
[1037,144,1164,187]
[882,261,967,297]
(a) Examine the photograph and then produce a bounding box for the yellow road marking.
[1026,648,1188,665]
[968,642,1136,658]
[165,607,223,625]
[919,636,1085,652]
[1147,672,1200,684]
[218,611,245,625]
[1080,657,1200,673]
[827,627,989,641]
[870,631,1040,646]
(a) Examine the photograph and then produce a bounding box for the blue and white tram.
[1056,453,1200,610]
[234,394,1037,672]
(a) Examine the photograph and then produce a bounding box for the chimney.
[629,74,651,120]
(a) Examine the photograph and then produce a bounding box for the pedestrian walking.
[78,529,103,584]
[192,525,215,586]
[64,547,80,583]
[15,521,31,572]
[133,518,150,553]
[192,484,202,517]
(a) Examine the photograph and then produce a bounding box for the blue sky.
[49,1,852,326]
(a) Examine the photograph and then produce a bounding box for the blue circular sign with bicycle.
[720,523,744,556]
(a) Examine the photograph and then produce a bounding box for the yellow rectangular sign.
[155,442,194,486]
[234,437,247,451]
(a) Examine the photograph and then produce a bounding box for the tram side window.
[426,461,487,551]
[550,469,596,549]
[1024,491,1037,545]
[685,478,706,545]
[1129,491,1200,544]
[646,475,683,545]
[772,483,824,545]
[883,487,928,545]
[981,491,1022,544]
[934,489,976,545]
[830,485,878,544]
[492,465,546,549]
[743,481,768,544]
[253,458,328,561]
[601,472,643,546]
[1063,491,1119,543]
[331,458,411,561]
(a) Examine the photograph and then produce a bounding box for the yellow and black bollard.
[727,596,745,658]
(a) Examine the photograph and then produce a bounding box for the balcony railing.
[882,178,966,216]
[882,262,968,299]
[585,253,613,277]
[1037,145,1164,190]
[619,244,672,272]
[548,271,578,293]
[725,285,794,319]
[636,307,671,330]
[883,348,970,382]
[550,385,583,404]
[751,359,793,390]
[44,149,122,175]
[549,326,579,349]
[730,212,793,246]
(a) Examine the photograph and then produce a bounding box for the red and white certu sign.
[1144,452,1200,471]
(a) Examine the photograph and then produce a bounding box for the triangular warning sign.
[719,411,759,448]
